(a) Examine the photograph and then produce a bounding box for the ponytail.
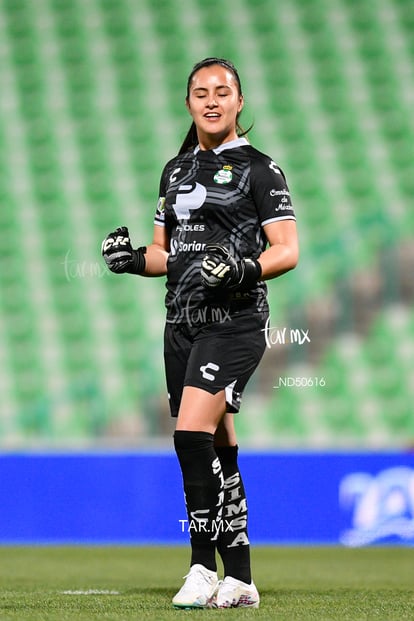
[178,122,198,155]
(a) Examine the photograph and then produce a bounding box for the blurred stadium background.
[0,0,413,451]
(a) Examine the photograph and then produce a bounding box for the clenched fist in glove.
[101,226,146,274]
[201,244,262,291]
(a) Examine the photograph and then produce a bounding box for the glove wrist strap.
[239,258,262,289]
[126,247,146,275]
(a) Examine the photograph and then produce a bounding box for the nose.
[206,96,218,108]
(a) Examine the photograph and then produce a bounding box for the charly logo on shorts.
[213,165,233,185]
[200,362,220,381]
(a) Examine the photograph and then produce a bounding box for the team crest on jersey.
[214,165,233,185]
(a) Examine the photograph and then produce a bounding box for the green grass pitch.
[0,546,413,620]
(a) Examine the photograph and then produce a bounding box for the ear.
[237,94,244,114]
[185,97,192,116]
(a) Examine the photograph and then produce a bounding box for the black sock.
[174,430,224,572]
[215,445,252,584]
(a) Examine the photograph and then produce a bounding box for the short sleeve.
[250,155,296,227]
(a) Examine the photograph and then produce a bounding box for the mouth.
[204,113,221,120]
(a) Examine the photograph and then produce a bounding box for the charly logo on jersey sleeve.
[172,182,207,220]
[213,165,233,185]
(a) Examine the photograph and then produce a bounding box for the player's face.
[186,65,244,149]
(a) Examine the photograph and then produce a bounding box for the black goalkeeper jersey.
[154,137,296,325]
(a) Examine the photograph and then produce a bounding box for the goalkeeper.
[102,57,298,610]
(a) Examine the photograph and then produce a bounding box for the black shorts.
[164,313,267,417]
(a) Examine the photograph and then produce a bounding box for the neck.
[197,130,239,151]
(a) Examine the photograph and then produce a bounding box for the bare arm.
[258,219,299,280]
[142,224,169,277]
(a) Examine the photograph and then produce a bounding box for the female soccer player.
[102,57,299,609]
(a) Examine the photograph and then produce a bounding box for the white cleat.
[212,575,260,608]
[172,564,219,609]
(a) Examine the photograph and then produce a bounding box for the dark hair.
[178,57,252,155]
[185,57,243,98]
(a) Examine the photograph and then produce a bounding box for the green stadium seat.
[0,0,413,446]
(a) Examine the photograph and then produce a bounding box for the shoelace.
[181,568,214,590]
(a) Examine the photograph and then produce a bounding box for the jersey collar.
[194,137,249,155]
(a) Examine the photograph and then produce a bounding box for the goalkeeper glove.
[201,243,261,291]
[101,226,146,274]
